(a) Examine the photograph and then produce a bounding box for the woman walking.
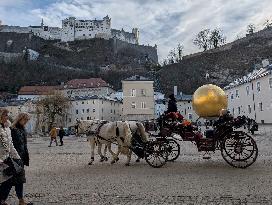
[10,113,33,205]
[0,109,22,205]
[48,126,58,147]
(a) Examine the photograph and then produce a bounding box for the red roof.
[18,86,60,95]
[65,78,109,89]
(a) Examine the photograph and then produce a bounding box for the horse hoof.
[100,158,104,162]
[116,157,119,162]
[104,157,108,161]
[111,160,116,164]
[88,162,93,165]
[125,163,130,166]
[136,159,140,163]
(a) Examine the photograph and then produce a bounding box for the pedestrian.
[10,113,33,205]
[48,126,58,147]
[166,94,177,113]
[58,126,65,146]
[0,109,24,205]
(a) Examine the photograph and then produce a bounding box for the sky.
[0,0,272,61]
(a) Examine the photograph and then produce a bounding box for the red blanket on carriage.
[165,112,184,121]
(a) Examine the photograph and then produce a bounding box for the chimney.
[174,86,178,96]
[262,59,269,68]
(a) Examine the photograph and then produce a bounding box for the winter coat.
[0,123,21,184]
[58,129,65,138]
[0,123,20,163]
[49,127,57,139]
[9,124,30,184]
[11,124,29,166]
[167,99,178,113]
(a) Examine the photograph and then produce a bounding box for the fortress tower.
[132,28,139,45]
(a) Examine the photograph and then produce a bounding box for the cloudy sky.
[0,0,271,61]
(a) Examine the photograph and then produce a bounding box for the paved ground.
[6,126,272,205]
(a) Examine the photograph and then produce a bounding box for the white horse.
[113,121,149,165]
[77,120,133,165]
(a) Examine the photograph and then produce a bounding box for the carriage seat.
[205,129,214,139]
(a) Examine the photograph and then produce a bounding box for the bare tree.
[209,29,226,49]
[193,29,210,51]
[264,19,272,29]
[247,24,256,35]
[167,48,177,64]
[177,43,184,62]
[37,91,70,131]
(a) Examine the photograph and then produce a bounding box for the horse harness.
[86,121,122,144]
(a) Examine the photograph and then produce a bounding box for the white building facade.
[66,96,122,127]
[176,94,199,122]
[224,64,272,124]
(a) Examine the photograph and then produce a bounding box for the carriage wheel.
[221,132,258,168]
[144,141,168,168]
[166,139,180,162]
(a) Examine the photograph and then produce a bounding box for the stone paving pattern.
[6,126,272,204]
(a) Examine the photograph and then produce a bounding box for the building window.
[188,113,193,120]
[87,109,89,113]
[232,108,235,115]
[231,94,234,100]
[82,109,85,113]
[246,86,249,95]
[141,102,146,109]
[235,90,239,98]
[131,102,136,109]
[111,109,113,114]
[248,105,251,114]
[238,107,241,115]
[257,82,261,92]
[141,89,146,96]
[87,117,89,120]
[69,118,71,122]
[259,102,263,111]
[93,108,96,113]
[76,110,78,114]
[131,89,136,97]
[82,101,84,104]
[269,78,272,88]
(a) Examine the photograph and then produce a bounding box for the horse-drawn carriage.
[142,112,258,168]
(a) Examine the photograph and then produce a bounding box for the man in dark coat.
[58,126,65,146]
[167,94,177,113]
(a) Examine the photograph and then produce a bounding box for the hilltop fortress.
[0,16,139,44]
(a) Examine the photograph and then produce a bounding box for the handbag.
[3,157,24,177]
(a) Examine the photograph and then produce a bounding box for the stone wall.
[0,52,23,63]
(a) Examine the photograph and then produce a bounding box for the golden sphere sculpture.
[192,84,228,118]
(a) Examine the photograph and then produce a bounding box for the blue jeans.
[0,179,23,201]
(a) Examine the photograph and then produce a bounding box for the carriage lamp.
[192,84,228,118]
